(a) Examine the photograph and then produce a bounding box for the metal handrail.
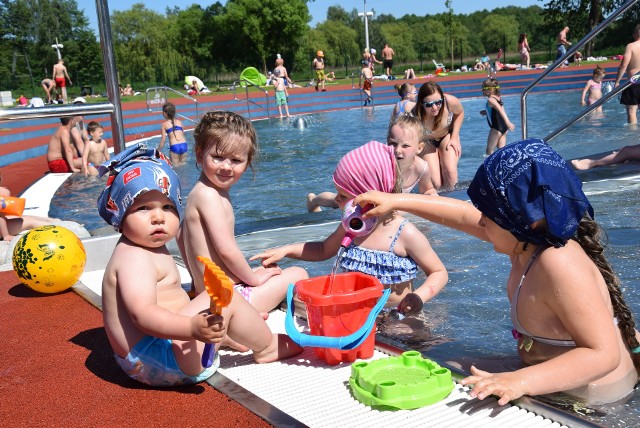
[145,87,199,122]
[0,103,115,120]
[520,0,638,140]
[232,79,270,120]
[544,76,636,142]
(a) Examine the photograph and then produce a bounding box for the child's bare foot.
[571,159,594,170]
[306,193,322,213]
[253,333,303,363]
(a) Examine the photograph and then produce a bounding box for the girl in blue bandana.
[355,139,640,405]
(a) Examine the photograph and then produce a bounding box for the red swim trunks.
[55,77,66,88]
[48,159,71,173]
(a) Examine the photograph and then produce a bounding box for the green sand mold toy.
[349,350,454,410]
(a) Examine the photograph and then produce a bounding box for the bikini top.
[510,246,576,347]
[166,125,184,135]
[339,219,418,285]
[402,162,428,193]
[590,82,602,90]
[395,100,410,117]
[423,98,453,137]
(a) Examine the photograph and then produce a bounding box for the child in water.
[355,139,640,405]
[98,144,302,387]
[82,121,110,177]
[390,83,418,122]
[388,113,437,195]
[581,65,606,114]
[179,111,308,315]
[480,77,515,156]
[253,140,448,316]
[158,103,188,166]
[306,114,436,212]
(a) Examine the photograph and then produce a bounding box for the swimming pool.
[50,90,640,425]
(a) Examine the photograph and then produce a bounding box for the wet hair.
[60,117,72,125]
[388,113,424,142]
[415,81,446,130]
[87,121,103,135]
[482,77,501,97]
[573,215,640,370]
[193,111,258,175]
[593,65,605,78]
[395,83,415,98]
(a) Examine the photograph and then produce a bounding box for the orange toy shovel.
[197,256,234,368]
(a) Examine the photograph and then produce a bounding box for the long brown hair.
[574,215,640,371]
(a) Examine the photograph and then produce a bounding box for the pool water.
[50,91,640,425]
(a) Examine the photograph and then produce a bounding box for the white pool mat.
[214,310,575,428]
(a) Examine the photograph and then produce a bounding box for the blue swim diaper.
[115,335,218,387]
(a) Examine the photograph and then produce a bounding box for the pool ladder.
[521,0,639,143]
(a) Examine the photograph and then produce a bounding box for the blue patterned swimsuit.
[339,220,417,285]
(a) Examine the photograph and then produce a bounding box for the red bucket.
[295,272,384,365]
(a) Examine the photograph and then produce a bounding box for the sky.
[77,0,541,34]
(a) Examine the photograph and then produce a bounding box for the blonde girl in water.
[387,113,437,195]
[413,81,464,191]
[254,140,448,317]
[356,139,640,405]
[581,65,606,114]
[158,103,188,165]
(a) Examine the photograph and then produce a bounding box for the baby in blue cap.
[98,143,302,387]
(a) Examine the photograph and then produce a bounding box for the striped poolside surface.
[0,62,619,195]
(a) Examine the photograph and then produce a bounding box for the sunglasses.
[422,98,444,108]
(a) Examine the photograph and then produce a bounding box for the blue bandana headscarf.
[467,139,593,248]
[97,143,183,231]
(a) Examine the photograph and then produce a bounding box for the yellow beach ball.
[12,225,86,294]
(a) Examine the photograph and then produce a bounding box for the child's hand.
[250,247,287,266]
[581,100,586,106]
[507,121,516,131]
[252,266,282,286]
[353,191,395,218]
[460,365,526,406]
[397,292,423,316]
[192,313,226,343]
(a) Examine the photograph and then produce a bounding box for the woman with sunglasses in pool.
[413,81,464,191]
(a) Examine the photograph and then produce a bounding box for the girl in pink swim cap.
[252,140,448,317]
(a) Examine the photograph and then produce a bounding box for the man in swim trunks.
[40,79,57,104]
[556,26,572,65]
[615,24,640,124]
[381,43,395,78]
[47,117,82,173]
[312,50,326,92]
[52,59,72,103]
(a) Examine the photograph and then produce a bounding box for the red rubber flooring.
[0,269,272,426]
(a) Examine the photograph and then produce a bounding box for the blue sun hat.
[467,139,593,247]
[97,143,182,230]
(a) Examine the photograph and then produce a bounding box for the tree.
[111,3,187,85]
[314,20,359,73]
[221,0,310,74]
[543,0,624,56]
[479,14,519,53]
